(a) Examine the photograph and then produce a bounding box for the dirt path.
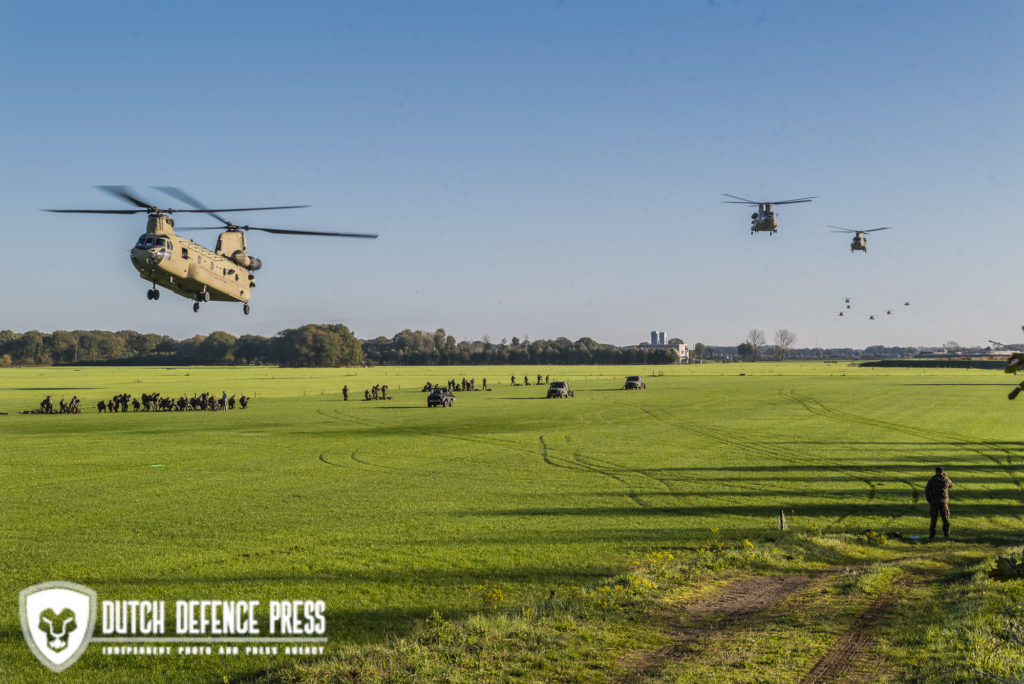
[800,593,896,683]
[623,575,810,681]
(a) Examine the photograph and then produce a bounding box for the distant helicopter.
[1004,330,1024,400]
[722,194,815,235]
[46,186,378,314]
[828,226,894,252]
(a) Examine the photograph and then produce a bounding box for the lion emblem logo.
[20,581,96,672]
[39,607,78,651]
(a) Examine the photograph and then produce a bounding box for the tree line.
[0,327,678,367]
[0,325,363,367]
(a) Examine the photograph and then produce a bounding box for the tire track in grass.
[798,571,926,684]
[625,403,909,527]
[318,450,346,467]
[800,592,895,684]
[318,406,537,456]
[570,451,665,508]
[624,575,811,682]
[316,406,533,473]
[538,437,651,508]
[319,404,647,501]
[782,390,1024,493]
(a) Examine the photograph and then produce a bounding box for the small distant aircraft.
[722,194,815,235]
[869,315,876,320]
[828,226,894,252]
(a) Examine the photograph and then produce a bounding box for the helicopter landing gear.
[146,287,160,301]
[193,302,200,313]
[243,303,250,316]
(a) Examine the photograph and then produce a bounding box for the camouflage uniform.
[924,470,954,538]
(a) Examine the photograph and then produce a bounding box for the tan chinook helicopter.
[722,194,815,235]
[828,225,893,252]
[47,186,377,314]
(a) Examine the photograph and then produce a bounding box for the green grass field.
[1,363,1022,682]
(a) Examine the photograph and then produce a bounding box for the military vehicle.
[47,186,378,314]
[624,375,646,390]
[722,194,815,235]
[828,225,894,252]
[427,387,455,407]
[546,381,574,398]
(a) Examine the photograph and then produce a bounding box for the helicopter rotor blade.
[772,197,816,205]
[827,225,856,233]
[721,193,758,204]
[44,208,144,214]
[242,226,378,238]
[97,185,155,210]
[153,186,231,226]
[178,226,378,238]
[862,226,894,233]
[170,205,310,214]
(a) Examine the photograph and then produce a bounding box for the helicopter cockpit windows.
[135,236,173,251]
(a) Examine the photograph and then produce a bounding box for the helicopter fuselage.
[750,204,779,234]
[128,215,256,304]
[850,232,868,252]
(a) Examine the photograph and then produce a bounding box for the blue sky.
[1,1,1021,348]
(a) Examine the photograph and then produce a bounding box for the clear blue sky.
[1,1,1021,348]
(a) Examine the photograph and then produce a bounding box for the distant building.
[622,331,689,363]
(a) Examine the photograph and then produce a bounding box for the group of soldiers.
[26,395,82,414]
[342,384,390,401]
[510,374,549,386]
[28,392,251,414]
[421,377,490,392]
[119,391,251,412]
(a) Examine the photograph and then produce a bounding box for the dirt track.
[800,593,895,683]
[623,575,810,681]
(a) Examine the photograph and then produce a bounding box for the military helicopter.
[1003,330,1024,400]
[46,186,377,314]
[827,226,893,252]
[721,194,815,235]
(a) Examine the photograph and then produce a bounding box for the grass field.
[1,363,1023,682]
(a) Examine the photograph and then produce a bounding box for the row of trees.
[0,325,363,368]
[0,327,678,367]
[736,329,798,361]
[362,330,678,365]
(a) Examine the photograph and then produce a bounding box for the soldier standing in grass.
[342,385,349,401]
[925,466,954,539]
